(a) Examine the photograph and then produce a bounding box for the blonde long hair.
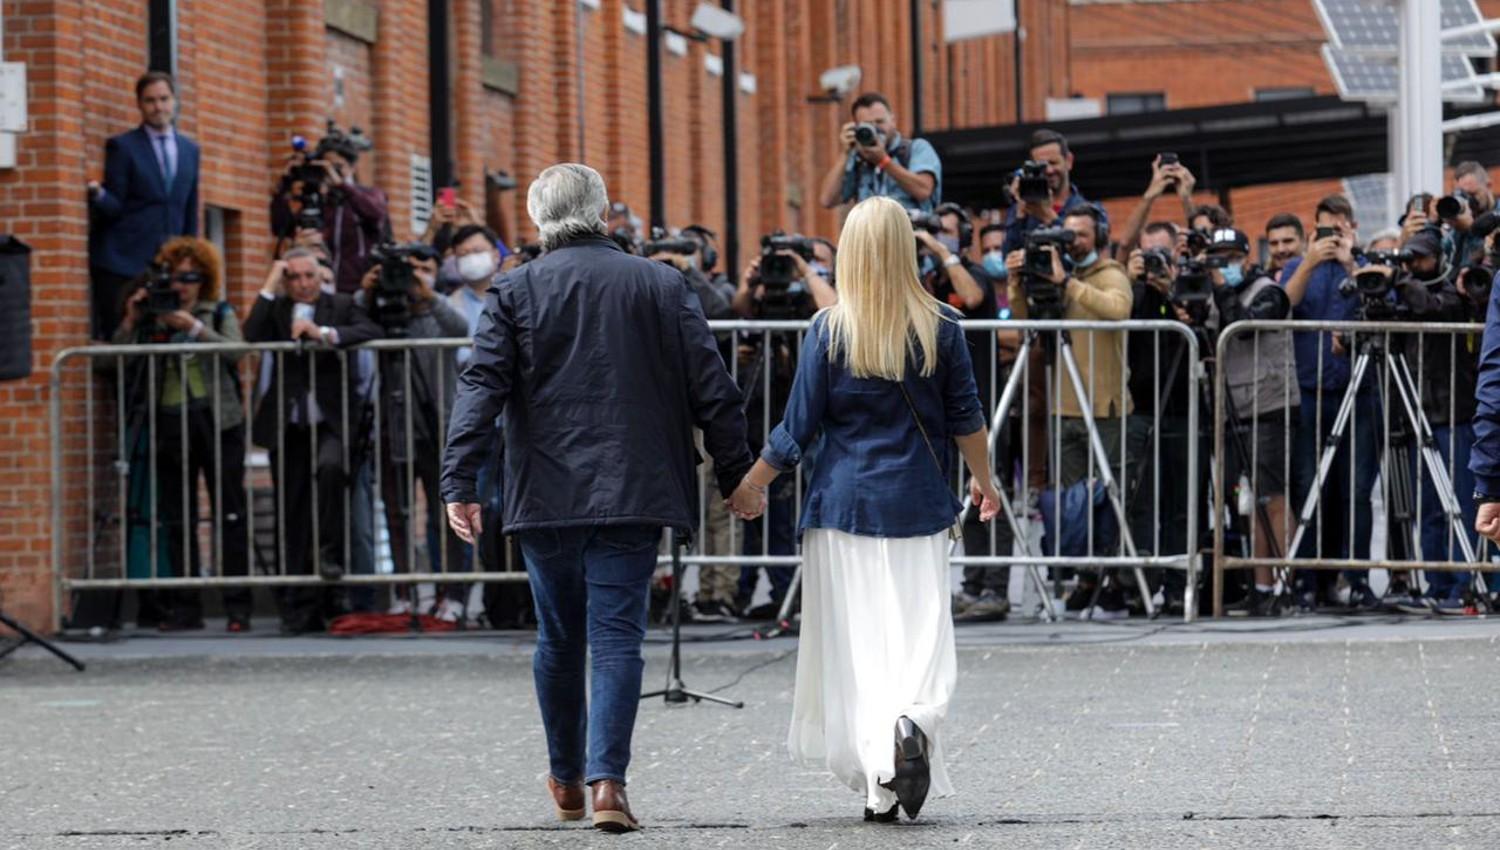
[823,196,949,380]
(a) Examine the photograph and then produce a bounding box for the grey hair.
[527,163,610,251]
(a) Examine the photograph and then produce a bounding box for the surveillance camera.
[818,65,862,100]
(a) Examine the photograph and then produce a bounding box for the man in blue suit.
[87,71,200,339]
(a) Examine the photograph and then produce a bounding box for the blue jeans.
[1416,423,1477,599]
[518,524,661,786]
[1292,389,1379,587]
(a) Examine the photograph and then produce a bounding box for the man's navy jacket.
[91,126,200,277]
[441,232,754,532]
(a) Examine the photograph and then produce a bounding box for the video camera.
[1016,161,1050,205]
[754,232,815,319]
[1020,226,1074,318]
[1171,258,1214,323]
[1342,249,1413,301]
[285,122,374,232]
[644,226,699,258]
[367,242,431,337]
[1436,190,1476,222]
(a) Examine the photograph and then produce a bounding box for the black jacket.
[440,233,753,532]
[1397,274,1480,426]
[242,292,383,448]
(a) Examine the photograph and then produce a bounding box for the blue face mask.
[1074,250,1098,270]
[982,250,1006,278]
[938,235,962,255]
[919,254,939,277]
[809,262,830,280]
[1222,262,1246,288]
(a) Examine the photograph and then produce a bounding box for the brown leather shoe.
[590,780,640,833]
[547,776,586,821]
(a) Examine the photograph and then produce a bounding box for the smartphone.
[438,187,456,209]
[1159,152,1179,166]
[1315,225,1338,241]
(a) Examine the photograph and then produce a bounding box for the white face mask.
[457,251,497,283]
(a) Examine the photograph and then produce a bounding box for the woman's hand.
[727,478,766,520]
[969,476,1002,523]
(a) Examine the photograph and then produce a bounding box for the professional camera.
[1171,259,1213,322]
[1436,190,1476,222]
[143,262,181,318]
[909,212,945,235]
[1463,264,1494,311]
[368,242,430,337]
[1141,248,1173,280]
[610,227,642,255]
[1019,227,1074,318]
[643,226,698,257]
[1183,228,1212,257]
[853,122,881,148]
[759,232,815,288]
[1017,160,1050,205]
[1342,249,1412,300]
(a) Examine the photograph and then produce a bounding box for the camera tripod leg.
[1287,352,1375,562]
[1054,335,1155,617]
[640,542,744,708]
[0,610,86,672]
[953,333,1058,622]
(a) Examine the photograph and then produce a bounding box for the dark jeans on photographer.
[1292,389,1379,596]
[154,409,252,626]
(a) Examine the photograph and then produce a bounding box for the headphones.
[934,202,973,250]
[682,225,719,272]
[1064,203,1110,251]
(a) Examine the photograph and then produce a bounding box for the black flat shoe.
[863,804,899,823]
[886,715,931,820]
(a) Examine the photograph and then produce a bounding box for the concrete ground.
[4,615,1500,849]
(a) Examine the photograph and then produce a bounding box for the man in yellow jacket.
[1004,204,1134,487]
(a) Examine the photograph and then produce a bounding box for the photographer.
[112,237,250,632]
[732,235,838,319]
[270,129,391,295]
[1202,229,1296,617]
[1113,155,1199,263]
[818,92,941,213]
[1393,227,1483,608]
[999,130,1108,258]
[648,227,735,320]
[355,244,472,621]
[244,247,382,634]
[1280,194,1379,610]
[1265,214,1306,279]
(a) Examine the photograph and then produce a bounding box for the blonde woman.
[728,196,1001,822]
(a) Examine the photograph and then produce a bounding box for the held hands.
[727,478,767,521]
[290,318,324,343]
[446,502,484,545]
[969,477,1002,523]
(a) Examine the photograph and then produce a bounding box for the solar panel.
[1322,44,1486,103]
[1314,0,1496,57]
[1344,173,1392,236]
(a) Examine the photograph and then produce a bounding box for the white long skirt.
[787,527,957,812]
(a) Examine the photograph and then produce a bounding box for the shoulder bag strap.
[898,378,963,541]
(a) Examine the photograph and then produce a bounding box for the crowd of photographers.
[89,73,1500,631]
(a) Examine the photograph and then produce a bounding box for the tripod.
[0,609,86,671]
[960,325,1155,618]
[1287,331,1489,602]
[641,534,744,707]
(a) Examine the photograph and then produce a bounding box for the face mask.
[982,251,1006,278]
[938,235,962,255]
[1074,250,1098,270]
[1222,262,1246,289]
[809,262,830,280]
[457,251,497,283]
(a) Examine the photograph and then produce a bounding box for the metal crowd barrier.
[48,318,1211,628]
[1210,319,1492,616]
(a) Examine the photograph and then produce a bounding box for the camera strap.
[897,378,963,543]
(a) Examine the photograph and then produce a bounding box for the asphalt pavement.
[4,616,1500,849]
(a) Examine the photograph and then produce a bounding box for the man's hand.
[293,227,325,248]
[1047,245,1067,284]
[650,252,690,271]
[739,257,762,292]
[86,180,102,201]
[1143,156,1174,201]
[968,476,1001,523]
[727,479,767,521]
[1478,501,1500,543]
[1331,333,1348,358]
[1126,249,1146,280]
[1170,163,1197,199]
[359,264,380,292]
[1307,235,1342,266]
[855,135,888,166]
[1004,249,1026,278]
[914,230,951,261]
[120,287,148,331]
[839,122,858,152]
[290,318,324,342]
[453,198,480,226]
[161,310,197,333]
[262,260,288,298]
[319,159,345,187]
[446,502,484,545]
[1334,229,1356,270]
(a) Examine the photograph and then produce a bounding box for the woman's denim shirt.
[761,311,986,538]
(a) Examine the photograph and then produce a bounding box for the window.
[1106,92,1165,115]
[1255,87,1315,102]
[148,0,177,76]
[481,0,495,57]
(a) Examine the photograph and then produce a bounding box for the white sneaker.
[434,599,464,623]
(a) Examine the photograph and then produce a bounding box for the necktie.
[156,135,174,187]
